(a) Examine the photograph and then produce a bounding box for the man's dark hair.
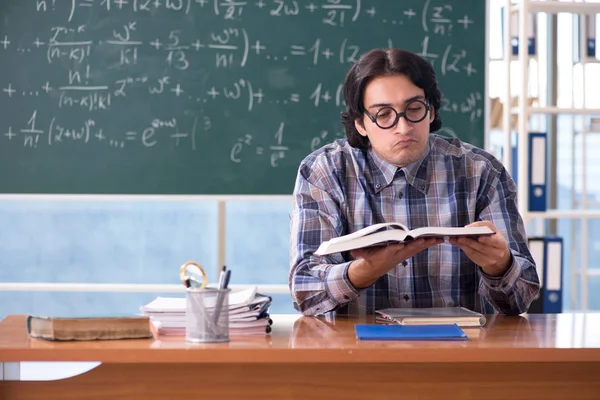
[340,48,443,149]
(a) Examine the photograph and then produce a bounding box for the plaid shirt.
[289,135,540,316]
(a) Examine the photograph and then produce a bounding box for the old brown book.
[26,315,153,341]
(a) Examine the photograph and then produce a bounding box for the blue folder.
[355,324,468,341]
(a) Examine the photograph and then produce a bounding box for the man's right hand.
[347,238,443,289]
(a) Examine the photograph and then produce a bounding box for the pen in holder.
[185,287,230,343]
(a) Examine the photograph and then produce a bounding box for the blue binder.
[527,236,545,313]
[575,15,597,60]
[500,7,537,57]
[527,236,563,314]
[543,237,564,314]
[585,15,596,58]
[527,132,547,212]
[507,131,547,212]
[355,324,468,341]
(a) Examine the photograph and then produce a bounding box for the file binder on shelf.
[527,237,545,313]
[574,14,597,61]
[501,7,537,57]
[544,237,564,314]
[528,131,547,212]
[507,131,547,212]
[586,14,596,58]
[527,237,563,314]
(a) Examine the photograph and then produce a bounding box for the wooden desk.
[1,313,600,400]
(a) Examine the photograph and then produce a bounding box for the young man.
[289,48,540,316]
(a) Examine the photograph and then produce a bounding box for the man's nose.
[392,115,413,134]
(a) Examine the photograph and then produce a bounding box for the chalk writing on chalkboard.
[0,0,485,194]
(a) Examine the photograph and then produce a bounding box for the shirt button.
[375,184,381,189]
[398,192,403,199]
[343,295,350,300]
[403,295,410,301]
[402,260,408,267]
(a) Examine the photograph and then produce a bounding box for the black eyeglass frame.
[364,99,431,130]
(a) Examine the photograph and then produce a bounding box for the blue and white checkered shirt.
[289,134,540,316]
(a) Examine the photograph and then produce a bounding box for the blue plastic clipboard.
[355,324,468,341]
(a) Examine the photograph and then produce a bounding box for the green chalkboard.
[0,0,486,195]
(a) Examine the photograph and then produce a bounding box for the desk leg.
[0,362,20,380]
[1,362,600,400]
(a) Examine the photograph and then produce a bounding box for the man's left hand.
[448,221,512,277]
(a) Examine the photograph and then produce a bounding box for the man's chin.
[389,150,420,167]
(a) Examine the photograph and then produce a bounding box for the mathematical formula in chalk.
[0,0,484,171]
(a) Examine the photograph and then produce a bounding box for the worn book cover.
[27,315,153,341]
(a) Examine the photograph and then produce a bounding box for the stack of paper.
[141,287,272,336]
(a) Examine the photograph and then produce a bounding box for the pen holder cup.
[186,288,231,343]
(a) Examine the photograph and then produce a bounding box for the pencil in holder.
[185,287,230,343]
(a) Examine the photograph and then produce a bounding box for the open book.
[314,222,494,256]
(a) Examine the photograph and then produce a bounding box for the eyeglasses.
[364,99,430,129]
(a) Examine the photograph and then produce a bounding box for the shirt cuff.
[324,261,360,305]
[478,252,521,295]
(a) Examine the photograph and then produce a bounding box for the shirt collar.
[367,137,432,194]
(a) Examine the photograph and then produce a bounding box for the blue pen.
[222,269,231,289]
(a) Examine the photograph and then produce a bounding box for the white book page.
[327,222,409,244]
[315,226,494,256]
[315,229,411,255]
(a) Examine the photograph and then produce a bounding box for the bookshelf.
[503,0,600,310]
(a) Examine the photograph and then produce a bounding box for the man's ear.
[354,119,368,137]
[429,106,435,123]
